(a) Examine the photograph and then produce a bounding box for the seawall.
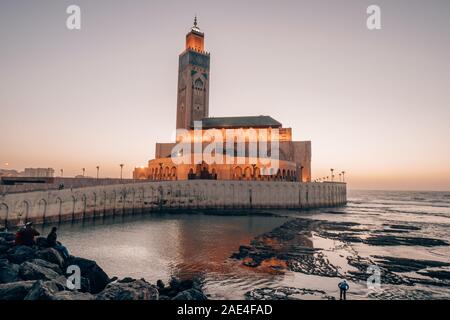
[0,180,347,228]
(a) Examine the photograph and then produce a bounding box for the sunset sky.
[0,0,449,190]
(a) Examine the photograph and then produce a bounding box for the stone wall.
[0,181,346,228]
[0,178,134,195]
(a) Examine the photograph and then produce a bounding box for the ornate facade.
[134,19,312,182]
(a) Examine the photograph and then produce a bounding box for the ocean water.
[50,190,450,300]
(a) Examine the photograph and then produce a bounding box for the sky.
[0,0,449,190]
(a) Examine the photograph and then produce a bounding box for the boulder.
[118,277,136,284]
[96,279,159,300]
[35,237,49,248]
[169,277,197,291]
[0,232,15,242]
[0,244,11,255]
[7,245,37,264]
[0,259,20,283]
[172,288,208,300]
[52,291,94,300]
[53,275,72,291]
[65,257,110,294]
[19,261,60,281]
[156,279,165,290]
[24,280,61,300]
[80,277,91,293]
[37,248,65,268]
[0,238,6,247]
[0,281,35,300]
[29,259,62,275]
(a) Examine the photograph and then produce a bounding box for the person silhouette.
[338,279,349,300]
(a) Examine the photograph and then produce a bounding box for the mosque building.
[133,18,312,182]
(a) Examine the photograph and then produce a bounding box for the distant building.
[0,169,20,177]
[22,168,55,178]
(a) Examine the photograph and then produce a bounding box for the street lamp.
[96,166,100,179]
[342,171,346,182]
[60,169,63,178]
[330,168,334,182]
[82,168,85,177]
[339,173,342,182]
[119,164,124,180]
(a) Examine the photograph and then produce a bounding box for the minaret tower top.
[186,16,205,51]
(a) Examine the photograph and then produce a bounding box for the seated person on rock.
[14,226,25,245]
[47,226,70,259]
[16,222,40,246]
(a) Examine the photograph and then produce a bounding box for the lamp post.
[119,164,124,180]
[60,169,63,178]
[330,168,334,182]
[82,168,85,177]
[96,166,100,180]
[342,171,346,182]
[339,173,342,182]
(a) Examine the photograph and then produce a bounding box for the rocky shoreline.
[231,217,450,299]
[0,231,207,300]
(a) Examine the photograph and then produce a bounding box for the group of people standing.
[14,222,70,258]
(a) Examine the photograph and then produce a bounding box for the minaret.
[176,17,210,130]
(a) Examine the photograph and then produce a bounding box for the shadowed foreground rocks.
[0,231,207,300]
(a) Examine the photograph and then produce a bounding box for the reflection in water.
[47,213,291,299]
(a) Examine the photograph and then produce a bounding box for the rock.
[0,232,15,242]
[29,259,62,274]
[54,274,91,293]
[0,259,20,283]
[24,280,61,300]
[169,277,195,291]
[19,261,60,281]
[35,237,49,248]
[65,257,110,294]
[273,291,286,299]
[80,277,91,293]
[0,281,35,300]
[156,279,165,290]
[172,288,207,300]
[7,246,37,264]
[53,276,72,290]
[0,244,11,255]
[364,235,449,247]
[118,277,135,283]
[52,291,94,300]
[96,279,159,300]
[37,248,65,268]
